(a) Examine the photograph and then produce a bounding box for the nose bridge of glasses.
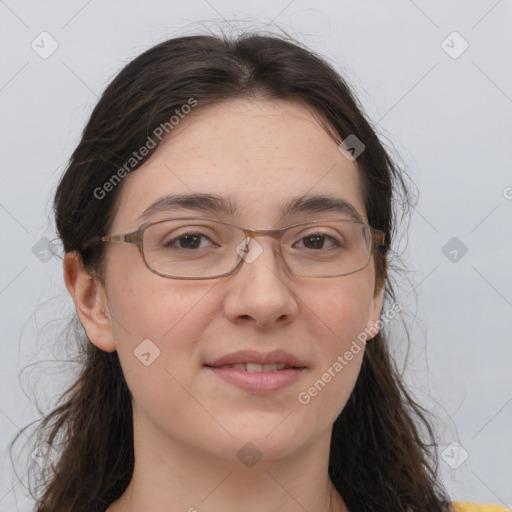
[234,227,287,269]
[242,226,286,252]
[244,226,284,240]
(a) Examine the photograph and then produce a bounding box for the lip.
[204,350,307,393]
[206,366,305,393]
[205,349,307,368]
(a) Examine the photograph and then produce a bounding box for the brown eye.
[165,234,197,249]
[295,233,340,250]
[163,233,215,250]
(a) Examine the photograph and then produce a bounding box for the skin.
[64,98,385,512]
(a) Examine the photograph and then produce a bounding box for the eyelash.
[164,232,342,251]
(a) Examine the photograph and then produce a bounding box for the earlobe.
[63,251,117,352]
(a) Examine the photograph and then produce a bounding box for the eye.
[294,233,341,250]
[163,232,218,250]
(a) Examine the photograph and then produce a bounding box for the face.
[72,98,384,467]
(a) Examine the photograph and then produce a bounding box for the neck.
[107,412,348,512]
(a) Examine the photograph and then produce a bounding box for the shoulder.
[450,501,511,512]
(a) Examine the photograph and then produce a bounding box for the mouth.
[204,350,307,393]
[206,363,299,372]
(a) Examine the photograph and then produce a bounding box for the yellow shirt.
[451,502,511,512]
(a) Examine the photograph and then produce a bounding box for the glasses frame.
[100,216,386,280]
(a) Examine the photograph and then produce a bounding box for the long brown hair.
[11,31,452,512]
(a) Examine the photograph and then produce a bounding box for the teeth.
[246,363,264,373]
[218,363,290,372]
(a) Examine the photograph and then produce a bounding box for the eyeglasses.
[100,217,386,280]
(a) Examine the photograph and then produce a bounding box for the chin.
[211,419,315,466]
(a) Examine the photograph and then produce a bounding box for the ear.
[63,251,116,352]
[365,282,385,342]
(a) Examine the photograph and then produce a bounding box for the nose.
[222,237,299,328]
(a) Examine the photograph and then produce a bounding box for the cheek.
[105,275,220,437]
[297,276,375,416]
[104,265,220,398]
[106,259,215,340]
[309,272,376,346]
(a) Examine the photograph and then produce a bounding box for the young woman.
[12,32,508,512]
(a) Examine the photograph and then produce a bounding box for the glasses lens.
[142,219,245,278]
[142,218,373,278]
[281,220,372,277]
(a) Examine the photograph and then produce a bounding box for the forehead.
[111,98,366,231]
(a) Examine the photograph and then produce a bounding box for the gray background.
[1,0,511,510]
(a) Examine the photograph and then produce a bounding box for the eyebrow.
[137,193,365,223]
